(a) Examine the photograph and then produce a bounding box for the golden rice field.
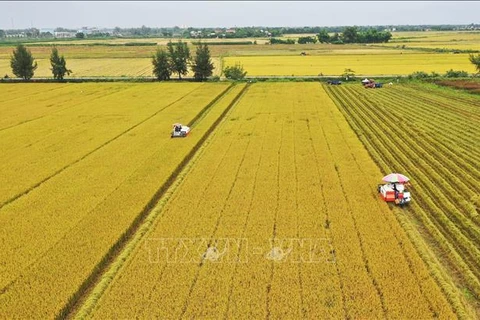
[385,31,480,51]
[0,57,222,78]
[1,50,473,78]
[0,82,240,317]
[78,82,464,319]
[223,53,476,76]
[1,30,479,78]
[0,81,479,318]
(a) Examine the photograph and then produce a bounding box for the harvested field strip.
[0,83,206,208]
[327,86,480,279]
[325,84,480,307]
[0,83,237,318]
[378,89,479,149]
[336,87,480,228]
[358,87,480,196]
[88,83,455,319]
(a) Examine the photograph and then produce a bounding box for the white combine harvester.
[171,123,190,138]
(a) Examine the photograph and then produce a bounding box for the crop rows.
[325,83,480,315]
[85,83,455,319]
[0,82,240,318]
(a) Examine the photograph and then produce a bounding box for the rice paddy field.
[383,31,480,51]
[1,29,479,319]
[0,80,479,319]
[223,52,475,76]
[0,30,479,78]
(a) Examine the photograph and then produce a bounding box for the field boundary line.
[0,85,206,211]
[64,83,250,320]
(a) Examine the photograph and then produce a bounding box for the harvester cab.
[171,123,190,138]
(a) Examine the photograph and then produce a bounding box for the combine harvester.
[171,123,190,138]
[362,78,383,88]
[378,173,412,206]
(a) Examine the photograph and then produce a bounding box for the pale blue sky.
[0,1,479,29]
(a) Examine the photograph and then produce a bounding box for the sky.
[0,1,479,30]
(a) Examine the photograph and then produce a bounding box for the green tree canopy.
[223,63,247,80]
[10,44,37,80]
[152,48,171,80]
[469,54,480,74]
[167,41,190,79]
[50,46,71,80]
[191,43,214,81]
[342,26,359,43]
[317,29,330,43]
[297,36,317,44]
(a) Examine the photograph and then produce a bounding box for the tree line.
[8,42,479,81]
[7,41,250,81]
[2,24,479,41]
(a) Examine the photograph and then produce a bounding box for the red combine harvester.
[378,173,412,206]
[362,78,383,88]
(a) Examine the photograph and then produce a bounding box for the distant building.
[54,32,76,38]
[6,32,26,38]
[226,28,236,34]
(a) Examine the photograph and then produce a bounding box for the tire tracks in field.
[0,85,206,212]
[63,84,250,320]
[222,104,269,319]
[136,85,250,317]
[179,93,260,319]
[265,116,284,320]
[305,88,349,318]
[311,90,388,318]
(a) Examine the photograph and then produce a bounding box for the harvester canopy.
[382,173,410,183]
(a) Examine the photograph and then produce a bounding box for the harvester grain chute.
[171,123,190,138]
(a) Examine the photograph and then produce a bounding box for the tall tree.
[469,54,480,74]
[10,44,37,80]
[342,26,359,43]
[50,46,71,80]
[167,41,190,79]
[317,29,330,43]
[191,43,214,81]
[152,48,171,80]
